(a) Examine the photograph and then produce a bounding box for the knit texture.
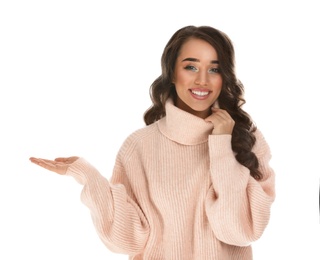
[66,99,275,260]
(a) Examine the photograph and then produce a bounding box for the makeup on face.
[173,38,223,118]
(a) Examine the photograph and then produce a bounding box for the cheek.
[211,76,223,90]
[175,71,193,85]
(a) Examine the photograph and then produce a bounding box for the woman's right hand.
[29,156,79,175]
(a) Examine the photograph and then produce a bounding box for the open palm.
[29,156,79,175]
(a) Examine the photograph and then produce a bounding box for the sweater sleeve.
[65,157,150,255]
[205,129,275,246]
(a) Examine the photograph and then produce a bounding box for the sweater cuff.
[208,134,250,185]
[66,157,99,185]
[208,134,233,157]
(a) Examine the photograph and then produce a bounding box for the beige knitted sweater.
[66,99,275,260]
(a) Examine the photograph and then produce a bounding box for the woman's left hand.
[205,107,235,135]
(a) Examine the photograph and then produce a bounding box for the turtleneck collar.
[157,98,214,145]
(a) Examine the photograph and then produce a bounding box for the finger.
[41,160,66,174]
[31,158,56,169]
[30,157,53,164]
[55,156,79,164]
[205,114,221,124]
[204,115,214,123]
[206,111,224,122]
[54,157,69,162]
[30,158,66,174]
[40,158,60,164]
[215,111,230,121]
[211,109,232,121]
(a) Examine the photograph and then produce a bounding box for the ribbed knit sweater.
[66,99,275,260]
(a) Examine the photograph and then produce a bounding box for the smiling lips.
[190,88,211,100]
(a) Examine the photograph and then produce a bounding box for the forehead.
[178,38,218,60]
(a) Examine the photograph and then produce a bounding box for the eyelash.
[184,65,220,73]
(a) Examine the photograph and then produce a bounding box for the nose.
[194,71,208,86]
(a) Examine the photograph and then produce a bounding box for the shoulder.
[117,122,159,162]
[126,122,159,144]
[252,128,272,158]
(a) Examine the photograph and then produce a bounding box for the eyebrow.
[182,57,219,64]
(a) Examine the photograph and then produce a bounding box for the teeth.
[191,90,209,96]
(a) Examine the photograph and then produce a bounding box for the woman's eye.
[209,68,220,73]
[184,65,197,71]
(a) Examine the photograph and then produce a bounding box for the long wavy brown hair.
[144,25,262,180]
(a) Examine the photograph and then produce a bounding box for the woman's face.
[173,38,223,118]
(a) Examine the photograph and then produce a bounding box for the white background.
[1,0,319,259]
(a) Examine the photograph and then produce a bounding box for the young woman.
[30,25,275,259]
